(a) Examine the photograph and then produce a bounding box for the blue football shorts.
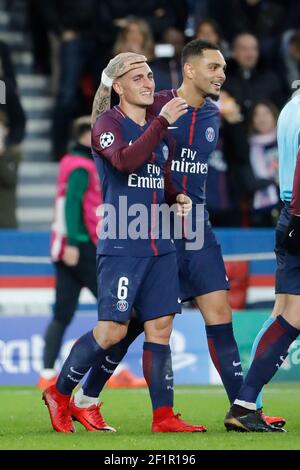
[96,252,181,323]
[275,203,300,295]
[175,224,229,301]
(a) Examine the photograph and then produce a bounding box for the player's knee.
[144,315,173,343]
[103,329,127,348]
[206,306,232,325]
[93,322,128,349]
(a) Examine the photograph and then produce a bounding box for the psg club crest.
[205,127,215,142]
[116,300,129,312]
[100,132,114,148]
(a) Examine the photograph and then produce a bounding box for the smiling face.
[183,48,226,100]
[113,62,155,107]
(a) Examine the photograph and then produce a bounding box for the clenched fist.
[176,193,192,217]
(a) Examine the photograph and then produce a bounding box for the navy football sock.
[249,316,275,409]
[56,330,105,395]
[83,318,144,398]
[206,322,243,404]
[143,342,174,410]
[235,315,300,407]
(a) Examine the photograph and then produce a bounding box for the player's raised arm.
[91,52,147,125]
[92,98,188,174]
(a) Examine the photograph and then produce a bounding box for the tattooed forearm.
[91,82,111,125]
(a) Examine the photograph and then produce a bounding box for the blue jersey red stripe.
[148,90,220,219]
[188,109,197,145]
[150,191,159,256]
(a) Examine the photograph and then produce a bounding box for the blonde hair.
[113,17,154,60]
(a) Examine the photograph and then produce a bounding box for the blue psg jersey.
[92,106,176,257]
[149,89,220,222]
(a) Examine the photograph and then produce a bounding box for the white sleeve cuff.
[101,71,113,87]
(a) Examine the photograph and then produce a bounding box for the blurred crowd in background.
[1,0,300,230]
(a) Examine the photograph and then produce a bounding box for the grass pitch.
[0,383,299,450]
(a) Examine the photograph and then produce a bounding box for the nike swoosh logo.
[128,140,133,145]
[289,229,294,237]
[178,298,181,303]
[165,374,173,380]
[232,361,241,367]
[105,356,120,365]
[70,367,85,376]
[167,126,178,130]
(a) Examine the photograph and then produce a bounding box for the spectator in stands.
[218,32,283,225]
[113,16,155,59]
[0,111,23,228]
[0,38,25,147]
[248,100,279,226]
[195,19,230,58]
[206,91,241,226]
[41,1,107,160]
[112,18,184,93]
[205,0,286,55]
[97,0,185,48]
[0,41,26,228]
[281,30,300,95]
[151,28,185,91]
[206,91,244,227]
[218,90,272,227]
[223,32,284,117]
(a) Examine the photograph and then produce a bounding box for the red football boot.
[42,385,74,433]
[152,406,207,433]
[107,369,147,388]
[69,399,116,432]
[258,409,286,428]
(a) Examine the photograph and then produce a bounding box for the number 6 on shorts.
[117,277,129,300]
